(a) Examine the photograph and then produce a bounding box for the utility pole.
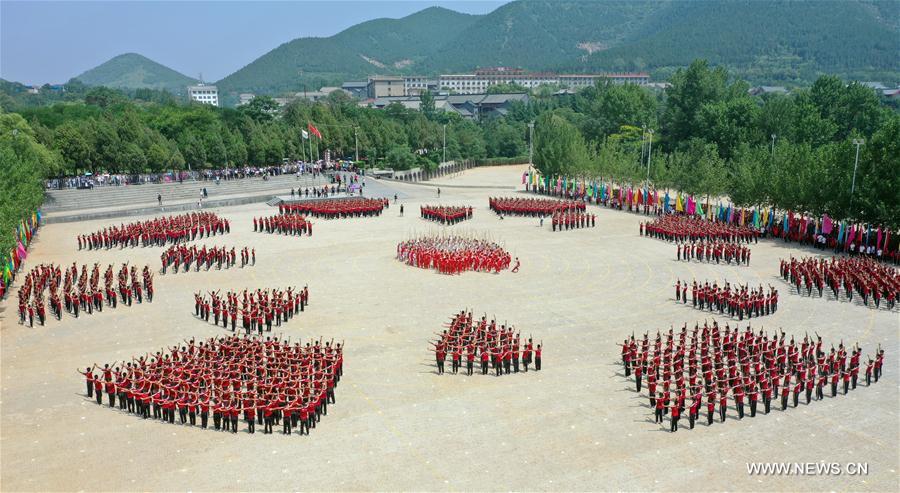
[442,124,447,163]
[354,127,359,163]
[849,138,865,212]
[640,124,646,166]
[528,121,535,167]
[646,129,654,182]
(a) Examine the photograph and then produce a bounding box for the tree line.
[4,87,528,177]
[527,60,899,229]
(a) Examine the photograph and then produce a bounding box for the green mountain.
[420,1,669,73]
[74,53,197,95]
[574,0,900,83]
[216,7,482,96]
[214,0,898,98]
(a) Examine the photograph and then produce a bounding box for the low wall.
[41,193,277,224]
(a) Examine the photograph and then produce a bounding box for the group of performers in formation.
[675,240,752,266]
[77,212,229,249]
[551,210,596,231]
[18,262,153,326]
[254,214,312,237]
[78,335,342,435]
[489,197,585,217]
[396,235,514,274]
[29,182,888,436]
[193,287,309,334]
[641,215,759,244]
[674,279,779,320]
[780,256,898,309]
[619,322,886,432]
[160,245,254,274]
[431,310,541,376]
[420,205,473,225]
[279,197,387,219]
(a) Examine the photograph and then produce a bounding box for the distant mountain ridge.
[69,1,899,101]
[216,6,481,95]
[73,53,197,95]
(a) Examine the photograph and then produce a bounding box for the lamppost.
[849,138,865,211]
[442,124,447,164]
[354,126,359,163]
[645,129,654,182]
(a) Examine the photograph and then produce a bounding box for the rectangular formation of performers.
[431,310,541,376]
[78,335,342,435]
[619,322,886,432]
[194,287,309,334]
[279,197,387,219]
[254,214,312,237]
[674,280,778,320]
[396,234,513,274]
[674,240,751,266]
[489,197,584,217]
[420,205,473,225]
[77,212,229,249]
[780,256,897,309]
[18,262,152,326]
[551,209,595,231]
[641,215,759,244]
[160,244,254,274]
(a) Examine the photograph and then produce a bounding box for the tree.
[533,112,590,178]
[386,144,416,170]
[420,90,437,121]
[661,59,729,147]
[487,83,528,94]
[54,122,92,174]
[484,120,525,158]
[239,96,279,123]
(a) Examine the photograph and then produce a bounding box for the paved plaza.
[0,165,897,492]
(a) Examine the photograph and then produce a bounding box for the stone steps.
[43,175,327,213]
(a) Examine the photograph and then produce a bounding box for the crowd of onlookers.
[45,160,358,190]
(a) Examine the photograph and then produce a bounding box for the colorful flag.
[307,123,322,139]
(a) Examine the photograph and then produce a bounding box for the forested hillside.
[74,53,198,95]
[63,1,899,101]
[576,0,900,84]
[216,7,481,96]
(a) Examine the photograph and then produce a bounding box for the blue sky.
[0,1,506,85]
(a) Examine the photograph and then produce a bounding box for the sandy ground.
[1,164,897,492]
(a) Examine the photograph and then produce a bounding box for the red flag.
[307,123,322,139]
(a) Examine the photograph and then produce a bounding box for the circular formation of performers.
[78,335,342,435]
[780,256,897,309]
[676,241,751,266]
[620,322,885,432]
[551,210,595,231]
[641,216,758,243]
[77,212,229,249]
[431,310,541,376]
[160,245,254,274]
[674,280,778,320]
[194,287,309,333]
[420,205,473,225]
[18,262,152,326]
[489,197,584,217]
[279,197,387,219]
[254,214,312,236]
[397,235,512,274]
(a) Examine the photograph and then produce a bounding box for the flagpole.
[308,123,313,164]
